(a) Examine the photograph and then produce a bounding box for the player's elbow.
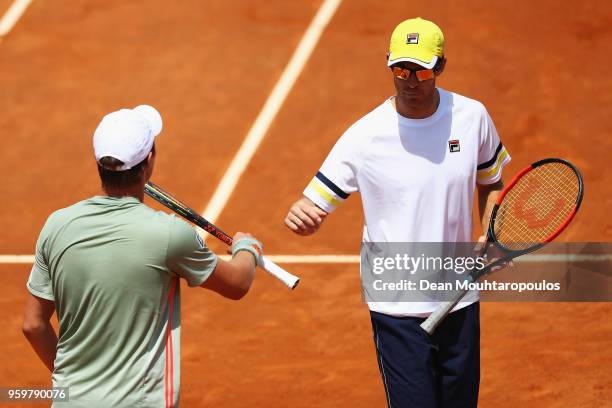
[228,270,255,300]
[226,285,250,300]
[213,278,252,300]
[22,319,47,337]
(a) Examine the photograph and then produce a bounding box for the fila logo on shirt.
[448,140,460,153]
[406,33,419,44]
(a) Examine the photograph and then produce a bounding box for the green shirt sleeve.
[166,217,218,287]
[27,219,55,301]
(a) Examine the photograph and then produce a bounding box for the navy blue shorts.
[370,302,480,408]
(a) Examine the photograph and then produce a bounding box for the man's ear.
[143,151,155,179]
[435,56,446,76]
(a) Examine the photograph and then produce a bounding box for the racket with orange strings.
[421,158,584,334]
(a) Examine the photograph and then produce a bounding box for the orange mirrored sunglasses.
[391,66,435,81]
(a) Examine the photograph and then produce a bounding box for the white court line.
[1,254,611,265]
[0,0,32,37]
[0,255,35,264]
[200,0,343,237]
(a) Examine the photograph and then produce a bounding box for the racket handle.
[420,276,473,335]
[260,256,300,289]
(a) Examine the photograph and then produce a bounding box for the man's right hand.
[284,197,328,236]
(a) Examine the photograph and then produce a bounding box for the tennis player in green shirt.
[22,105,263,407]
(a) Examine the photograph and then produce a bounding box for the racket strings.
[494,162,580,250]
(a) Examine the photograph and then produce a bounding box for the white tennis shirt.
[304,88,511,316]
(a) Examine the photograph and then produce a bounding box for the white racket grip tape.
[420,275,474,335]
[260,256,300,289]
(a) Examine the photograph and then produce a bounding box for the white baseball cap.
[93,105,163,170]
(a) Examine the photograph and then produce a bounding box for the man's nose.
[406,72,419,87]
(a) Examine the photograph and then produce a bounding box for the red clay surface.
[0,1,13,19]
[1,0,611,407]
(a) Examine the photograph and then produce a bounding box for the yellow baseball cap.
[387,17,445,69]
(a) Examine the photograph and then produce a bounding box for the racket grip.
[260,256,300,290]
[420,276,473,335]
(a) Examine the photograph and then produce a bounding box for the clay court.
[1,0,611,406]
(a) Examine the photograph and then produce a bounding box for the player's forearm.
[203,252,256,300]
[477,181,503,233]
[229,251,257,294]
[23,322,57,372]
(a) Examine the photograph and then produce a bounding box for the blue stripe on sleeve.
[315,171,350,199]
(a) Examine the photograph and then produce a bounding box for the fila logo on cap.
[406,33,419,44]
[449,140,460,153]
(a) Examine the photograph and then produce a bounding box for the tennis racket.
[420,158,584,335]
[144,181,300,289]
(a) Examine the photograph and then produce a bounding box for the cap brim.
[387,55,438,69]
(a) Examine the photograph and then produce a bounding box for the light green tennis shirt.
[27,196,218,407]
